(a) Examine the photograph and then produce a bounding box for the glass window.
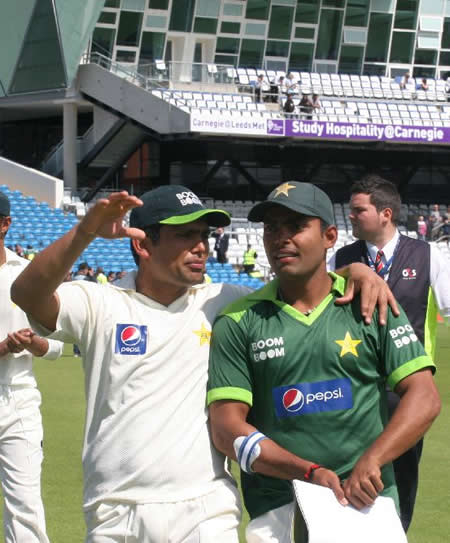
[146,15,167,28]
[417,35,440,48]
[117,11,143,46]
[394,0,418,29]
[92,27,116,56]
[371,0,395,11]
[419,0,444,16]
[149,0,168,7]
[139,31,165,63]
[169,0,194,31]
[9,0,66,93]
[220,21,240,33]
[389,31,415,63]
[365,13,392,62]
[223,3,243,16]
[442,18,450,47]
[419,16,442,31]
[239,39,265,67]
[215,54,238,65]
[289,42,314,70]
[193,17,218,33]
[323,0,345,6]
[246,0,270,20]
[439,51,450,64]
[116,50,136,62]
[122,0,146,10]
[363,63,387,75]
[269,6,294,39]
[98,12,116,24]
[294,27,315,39]
[295,0,319,24]
[216,37,240,54]
[343,28,366,44]
[245,23,267,35]
[339,45,363,72]
[196,0,220,17]
[316,9,343,59]
[413,66,435,78]
[105,0,120,7]
[266,41,290,57]
[414,49,437,64]
[345,0,369,27]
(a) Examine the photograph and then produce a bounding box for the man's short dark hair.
[350,174,401,224]
[130,224,162,265]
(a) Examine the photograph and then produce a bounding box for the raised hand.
[78,192,145,241]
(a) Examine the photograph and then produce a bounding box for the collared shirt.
[328,230,450,322]
[0,248,63,386]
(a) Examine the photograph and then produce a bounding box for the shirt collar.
[4,247,26,265]
[245,271,346,302]
[365,229,400,262]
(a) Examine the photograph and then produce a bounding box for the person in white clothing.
[0,190,63,543]
[11,185,396,542]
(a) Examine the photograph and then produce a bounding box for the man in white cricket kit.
[11,185,395,542]
[0,190,63,543]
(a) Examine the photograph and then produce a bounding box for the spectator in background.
[114,271,126,282]
[400,71,411,89]
[277,75,286,100]
[441,217,450,245]
[430,204,441,222]
[242,244,257,275]
[213,226,229,264]
[25,244,36,260]
[417,215,427,240]
[283,95,295,115]
[15,243,25,258]
[269,79,279,104]
[255,74,269,104]
[87,266,97,282]
[107,271,116,282]
[299,92,314,120]
[311,92,321,113]
[73,262,90,281]
[285,72,298,96]
[95,267,107,284]
[418,78,429,91]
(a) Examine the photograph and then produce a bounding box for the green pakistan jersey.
[207,273,435,520]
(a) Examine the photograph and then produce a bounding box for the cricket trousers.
[84,478,241,543]
[0,386,49,543]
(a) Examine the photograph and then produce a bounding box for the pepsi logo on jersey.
[115,324,148,355]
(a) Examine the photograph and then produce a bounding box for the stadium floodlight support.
[63,101,78,191]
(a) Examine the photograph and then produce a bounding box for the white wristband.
[233,431,267,474]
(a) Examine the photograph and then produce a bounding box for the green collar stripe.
[387,356,435,390]
[207,387,253,407]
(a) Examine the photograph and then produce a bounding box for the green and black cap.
[0,190,10,217]
[130,185,230,229]
[248,181,334,225]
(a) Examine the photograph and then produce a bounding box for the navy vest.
[335,236,430,344]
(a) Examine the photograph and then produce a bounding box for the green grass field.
[0,326,448,542]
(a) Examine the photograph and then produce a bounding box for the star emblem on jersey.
[274,182,296,197]
[335,332,362,357]
[193,323,212,346]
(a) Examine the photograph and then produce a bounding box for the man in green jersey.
[207,182,441,543]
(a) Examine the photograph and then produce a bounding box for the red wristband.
[304,463,322,481]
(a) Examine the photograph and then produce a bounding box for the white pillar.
[63,102,78,191]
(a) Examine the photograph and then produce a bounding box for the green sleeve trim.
[387,356,436,390]
[207,387,253,406]
[423,287,437,361]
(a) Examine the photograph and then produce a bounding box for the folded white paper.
[292,480,408,543]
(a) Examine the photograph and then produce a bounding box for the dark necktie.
[374,250,384,275]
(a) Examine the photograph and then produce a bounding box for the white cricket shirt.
[35,273,250,509]
[0,248,62,386]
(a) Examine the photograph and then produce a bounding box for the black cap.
[248,181,334,225]
[130,185,230,229]
[0,191,10,216]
